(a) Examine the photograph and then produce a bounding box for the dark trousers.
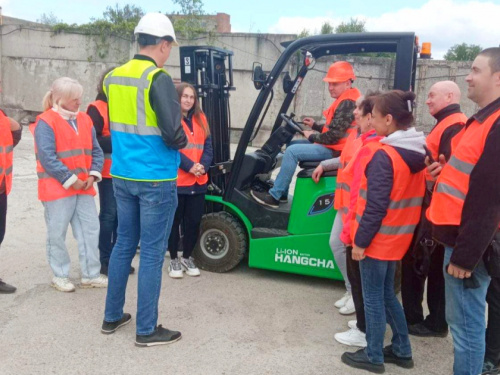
[346,246,366,333]
[0,192,6,245]
[97,178,118,270]
[168,193,205,260]
[486,276,500,365]
[401,244,448,332]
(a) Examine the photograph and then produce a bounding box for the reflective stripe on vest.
[29,110,96,202]
[351,144,425,260]
[427,107,500,226]
[0,112,14,195]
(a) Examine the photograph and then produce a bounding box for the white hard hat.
[134,13,179,46]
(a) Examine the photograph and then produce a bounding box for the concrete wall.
[0,21,478,146]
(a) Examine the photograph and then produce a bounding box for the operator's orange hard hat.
[323,61,356,83]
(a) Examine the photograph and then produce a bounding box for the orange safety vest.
[320,87,361,152]
[425,112,467,186]
[333,130,362,219]
[177,113,209,187]
[87,100,112,178]
[427,107,500,226]
[351,144,425,260]
[0,112,13,195]
[29,110,96,202]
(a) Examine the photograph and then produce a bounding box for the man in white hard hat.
[101,12,187,347]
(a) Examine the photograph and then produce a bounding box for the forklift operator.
[251,61,360,209]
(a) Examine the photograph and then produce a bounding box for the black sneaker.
[482,360,500,375]
[383,345,414,369]
[250,189,279,209]
[408,322,448,337]
[0,279,16,294]
[135,325,182,347]
[341,348,385,373]
[280,195,288,203]
[101,313,132,334]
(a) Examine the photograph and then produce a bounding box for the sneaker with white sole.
[51,277,76,292]
[168,258,183,279]
[335,291,351,309]
[339,295,356,315]
[348,320,357,330]
[180,257,200,277]
[335,327,367,347]
[81,275,108,288]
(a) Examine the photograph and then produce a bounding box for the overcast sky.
[2,0,499,59]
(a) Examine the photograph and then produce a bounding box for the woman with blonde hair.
[30,77,106,292]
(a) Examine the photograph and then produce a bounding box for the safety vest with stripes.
[319,87,361,152]
[103,59,180,181]
[87,100,112,178]
[352,144,425,260]
[427,107,500,226]
[30,110,96,202]
[425,112,467,187]
[0,111,13,195]
[178,113,209,187]
[333,129,361,219]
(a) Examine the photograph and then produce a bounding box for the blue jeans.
[444,246,491,375]
[42,195,101,279]
[97,178,117,269]
[360,256,412,365]
[269,142,333,200]
[104,179,177,335]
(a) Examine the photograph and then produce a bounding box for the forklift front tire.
[194,212,247,273]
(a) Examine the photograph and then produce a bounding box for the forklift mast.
[179,46,235,193]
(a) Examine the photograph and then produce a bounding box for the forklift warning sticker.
[275,248,335,269]
[308,193,335,216]
[184,57,191,74]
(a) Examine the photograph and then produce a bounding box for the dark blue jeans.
[97,178,117,270]
[104,178,177,335]
[360,256,412,364]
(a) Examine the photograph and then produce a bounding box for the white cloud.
[268,0,500,59]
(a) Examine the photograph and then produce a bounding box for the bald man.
[401,80,468,338]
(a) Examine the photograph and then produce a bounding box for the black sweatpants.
[486,276,500,365]
[168,193,205,260]
[401,244,448,333]
[346,246,366,333]
[0,192,6,246]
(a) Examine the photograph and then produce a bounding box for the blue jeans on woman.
[97,178,117,272]
[104,178,177,335]
[360,256,412,365]
[444,246,491,375]
[268,142,333,201]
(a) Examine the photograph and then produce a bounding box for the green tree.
[320,22,334,35]
[335,18,366,33]
[444,43,482,61]
[171,0,206,40]
[297,29,310,39]
[101,3,144,24]
[37,12,63,26]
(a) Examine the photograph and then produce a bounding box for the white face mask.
[52,103,78,120]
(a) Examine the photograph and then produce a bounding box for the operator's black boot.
[0,279,16,294]
[250,189,279,209]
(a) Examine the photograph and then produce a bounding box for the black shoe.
[135,325,182,347]
[383,345,414,369]
[482,360,500,375]
[408,322,448,337]
[129,266,135,275]
[101,313,132,334]
[280,195,288,203]
[250,189,279,209]
[0,279,16,294]
[341,348,385,373]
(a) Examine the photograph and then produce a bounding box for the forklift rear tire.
[194,211,247,273]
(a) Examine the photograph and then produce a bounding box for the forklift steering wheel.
[280,113,304,135]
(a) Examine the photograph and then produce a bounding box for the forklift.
[179,32,418,280]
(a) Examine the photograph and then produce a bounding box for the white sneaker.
[339,295,356,315]
[334,327,367,347]
[168,259,183,279]
[81,275,108,288]
[180,257,200,277]
[334,291,351,308]
[348,320,357,330]
[51,277,76,292]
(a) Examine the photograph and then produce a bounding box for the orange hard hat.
[323,61,356,83]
